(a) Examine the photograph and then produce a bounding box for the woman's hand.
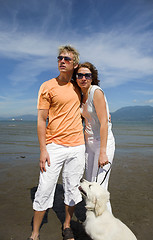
[98,152,109,168]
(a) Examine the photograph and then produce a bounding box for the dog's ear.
[94,191,110,217]
[86,195,96,211]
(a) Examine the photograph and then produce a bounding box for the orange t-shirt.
[37,78,84,146]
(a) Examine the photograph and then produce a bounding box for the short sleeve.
[37,82,51,109]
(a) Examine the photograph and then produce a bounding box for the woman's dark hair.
[73,62,100,86]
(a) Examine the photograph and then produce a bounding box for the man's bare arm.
[37,109,50,172]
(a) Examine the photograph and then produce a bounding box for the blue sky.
[0,0,153,118]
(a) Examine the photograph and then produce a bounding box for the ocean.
[0,121,39,164]
[0,120,152,240]
[0,120,153,164]
[112,121,153,161]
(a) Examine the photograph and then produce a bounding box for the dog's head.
[79,179,110,217]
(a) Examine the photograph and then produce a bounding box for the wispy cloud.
[134,90,153,95]
[0,97,37,117]
[0,0,153,87]
[0,0,153,116]
[145,99,153,104]
[1,22,153,89]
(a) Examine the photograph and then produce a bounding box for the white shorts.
[33,143,85,211]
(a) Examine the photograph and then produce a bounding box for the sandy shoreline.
[0,154,153,240]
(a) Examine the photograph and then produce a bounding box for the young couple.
[27,45,115,240]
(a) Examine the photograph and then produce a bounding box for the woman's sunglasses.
[76,73,92,80]
[57,56,72,63]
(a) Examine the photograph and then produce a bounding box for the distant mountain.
[111,106,153,121]
[0,114,37,121]
[1,106,153,122]
[16,114,37,121]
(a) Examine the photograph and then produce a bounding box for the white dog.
[79,179,137,240]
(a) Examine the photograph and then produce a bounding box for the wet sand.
[0,155,153,240]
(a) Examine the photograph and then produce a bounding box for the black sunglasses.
[76,73,92,80]
[57,56,72,62]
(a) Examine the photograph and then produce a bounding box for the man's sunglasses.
[57,56,72,62]
[76,73,92,80]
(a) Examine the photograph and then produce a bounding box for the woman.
[76,62,115,212]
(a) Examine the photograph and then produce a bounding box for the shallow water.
[0,121,39,163]
[112,121,153,160]
[0,120,153,163]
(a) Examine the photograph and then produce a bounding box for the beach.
[0,121,153,240]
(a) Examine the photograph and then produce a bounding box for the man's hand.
[39,149,50,173]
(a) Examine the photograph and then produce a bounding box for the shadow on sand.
[30,184,92,240]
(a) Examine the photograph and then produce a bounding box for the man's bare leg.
[63,205,75,240]
[29,210,46,239]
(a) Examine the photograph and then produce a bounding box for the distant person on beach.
[75,62,115,212]
[28,46,85,240]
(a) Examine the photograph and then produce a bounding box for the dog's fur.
[79,179,137,240]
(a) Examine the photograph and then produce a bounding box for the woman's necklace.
[82,85,92,104]
[88,85,92,95]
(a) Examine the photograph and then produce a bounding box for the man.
[28,46,85,240]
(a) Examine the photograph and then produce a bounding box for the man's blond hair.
[58,45,80,65]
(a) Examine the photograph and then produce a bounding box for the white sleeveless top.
[81,85,114,144]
